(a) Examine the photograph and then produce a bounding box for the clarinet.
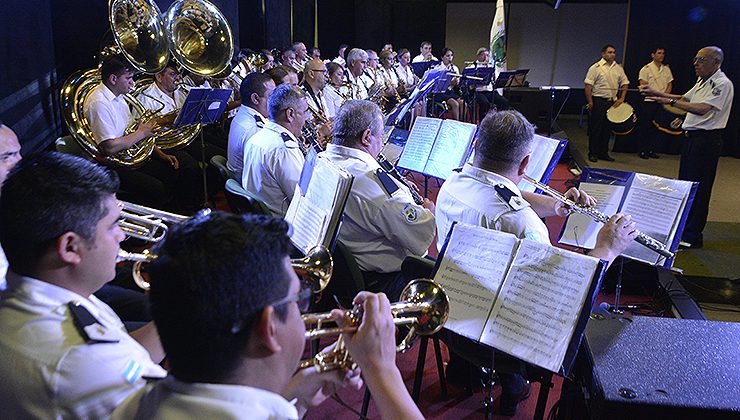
[522,175,674,259]
[377,153,425,205]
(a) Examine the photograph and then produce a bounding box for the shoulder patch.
[712,86,722,96]
[403,203,419,223]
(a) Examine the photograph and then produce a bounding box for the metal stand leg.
[533,372,553,420]
[199,129,210,209]
[360,388,371,419]
[412,337,429,401]
[433,337,448,398]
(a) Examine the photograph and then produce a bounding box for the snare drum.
[652,104,687,135]
[606,103,637,135]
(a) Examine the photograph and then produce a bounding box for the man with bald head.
[641,46,734,248]
[301,59,333,146]
[0,123,22,287]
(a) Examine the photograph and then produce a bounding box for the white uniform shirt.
[682,70,734,130]
[332,56,346,67]
[112,376,298,420]
[322,144,436,273]
[394,64,416,87]
[584,58,630,100]
[0,245,7,291]
[302,83,330,117]
[83,83,132,144]
[412,54,439,63]
[137,82,186,115]
[0,273,166,419]
[241,121,305,215]
[228,105,266,179]
[322,85,344,118]
[379,66,400,89]
[436,164,550,252]
[638,62,674,102]
[346,70,369,100]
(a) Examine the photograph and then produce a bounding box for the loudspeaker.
[576,315,740,419]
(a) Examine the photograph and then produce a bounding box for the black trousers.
[679,129,723,244]
[637,101,664,154]
[588,97,613,158]
[474,90,510,117]
[360,270,409,302]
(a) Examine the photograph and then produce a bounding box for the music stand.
[174,87,232,207]
[410,60,440,79]
[462,66,496,122]
[492,69,529,89]
[385,77,439,127]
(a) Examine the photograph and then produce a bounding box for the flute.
[522,175,674,259]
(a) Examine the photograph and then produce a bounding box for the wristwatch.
[669,98,677,106]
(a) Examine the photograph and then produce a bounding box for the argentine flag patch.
[122,360,143,384]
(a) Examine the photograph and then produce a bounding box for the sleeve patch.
[403,203,419,223]
[123,360,143,384]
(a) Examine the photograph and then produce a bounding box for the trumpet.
[522,175,674,259]
[300,279,449,372]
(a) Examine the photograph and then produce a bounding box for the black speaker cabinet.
[579,315,740,419]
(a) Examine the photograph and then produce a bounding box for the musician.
[266,66,292,86]
[228,72,276,179]
[308,46,321,60]
[292,41,309,70]
[0,152,166,418]
[321,100,436,301]
[261,49,276,70]
[584,44,629,162]
[378,49,402,111]
[84,55,197,210]
[636,48,674,159]
[432,48,465,121]
[395,49,419,91]
[284,65,301,85]
[345,48,370,100]
[640,46,734,249]
[0,123,21,288]
[466,47,509,117]
[241,84,308,215]
[435,110,637,415]
[110,212,423,420]
[361,49,381,87]
[332,43,348,67]
[412,41,438,63]
[323,62,349,118]
[381,43,394,54]
[281,49,297,69]
[301,59,333,145]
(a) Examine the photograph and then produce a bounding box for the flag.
[490,0,507,73]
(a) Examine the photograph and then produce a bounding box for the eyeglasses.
[310,68,328,74]
[271,280,313,313]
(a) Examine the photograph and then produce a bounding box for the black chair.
[223,179,272,215]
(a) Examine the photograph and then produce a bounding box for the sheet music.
[517,135,563,193]
[433,224,520,341]
[285,185,328,255]
[620,174,691,264]
[424,120,477,180]
[481,239,600,372]
[559,183,625,249]
[397,117,442,173]
[304,157,343,214]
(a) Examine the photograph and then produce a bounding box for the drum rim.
[606,103,635,123]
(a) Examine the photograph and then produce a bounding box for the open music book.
[397,117,477,180]
[284,150,353,255]
[558,168,697,267]
[467,134,567,192]
[433,222,606,374]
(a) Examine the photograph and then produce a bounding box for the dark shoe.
[588,155,598,163]
[600,155,616,162]
[639,152,650,159]
[648,152,660,159]
[499,381,532,416]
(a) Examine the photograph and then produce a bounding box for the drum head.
[606,103,635,123]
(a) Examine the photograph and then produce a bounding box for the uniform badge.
[122,360,143,384]
[712,87,722,96]
[403,203,418,223]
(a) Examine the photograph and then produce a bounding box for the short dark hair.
[398,48,410,57]
[240,72,273,106]
[420,41,432,48]
[441,47,454,57]
[327,62,343,78]
[652,47,665,54]
[148,212,293,383]
[265,66,290,85]
[332,100,384,148]
[474,110,535,172]
[601,44,616,53]
[0,152,119,274]
[100,55,134,80]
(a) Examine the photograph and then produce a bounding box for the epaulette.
[375,168,400,197]
[68,302,120,344]
[254,114,265,128]
[493,184,529,211]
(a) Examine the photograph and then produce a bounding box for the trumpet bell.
[164,0,234,77]
[109,0,170,74]
[291,246,333,293]
[398,278,450,337]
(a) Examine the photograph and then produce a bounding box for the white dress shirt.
[228,105,266,179]
[322,85,344,118]
[638,62,674,102]
[0,272,166,419]
[345,71,369,100]
[112,376,299,420]
[379,66,400,89]
[394,64,416,87]
[682,70,734,131]
[0,245,7,291]
[584,58,630,100]
[412,54,439,63]
[137,82,186,115]
[83,83,132,144]
[241,121,305,215]
[436,164,550,252]
[321,144,436,273]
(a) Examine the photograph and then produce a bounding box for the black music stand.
[174,87,232,207]
[493,69,529,89]
[411,60,440,78]
[462,66,496,122]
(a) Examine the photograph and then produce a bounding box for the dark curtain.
[293,0,316,47]
[625,0,739,156]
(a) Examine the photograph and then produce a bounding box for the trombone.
[300,279,449,372]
